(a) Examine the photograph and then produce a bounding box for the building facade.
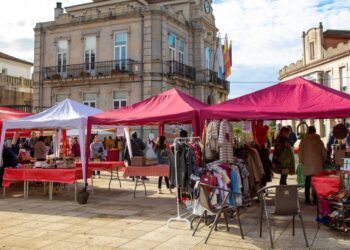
[0,52,33,110]
[33,0,229,112]
[279,23,350,138]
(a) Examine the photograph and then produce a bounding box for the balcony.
[44,59,135,81]
[166,61,195,81]
[201,69,230,92]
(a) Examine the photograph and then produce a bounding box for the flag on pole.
[229,40,232,67]
[223,34,231,78]
[216,34,224,80]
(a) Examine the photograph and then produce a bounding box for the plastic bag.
[296,164,305,187]
[145,142,156,159]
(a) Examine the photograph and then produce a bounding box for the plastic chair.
[258,185,309,248]
[192,183,244,244]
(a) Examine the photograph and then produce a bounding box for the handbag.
[200,171,217,192]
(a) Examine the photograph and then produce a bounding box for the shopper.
[23,132,37,157]
[34,136,47,161]
[326,132,335,161]
[299,126,327,204]
[71,136,81,158]
[105,136,115,149]
[90,135,105,177]
[287,125,297,147]
[272,126,295,185]
[0,145,19,187]
[154,136,171,194]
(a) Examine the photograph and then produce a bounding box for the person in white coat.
[299,126,327,204]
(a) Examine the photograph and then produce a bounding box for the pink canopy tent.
[200,77,350,124]
[85,88,207,186]
[88,88,208,136]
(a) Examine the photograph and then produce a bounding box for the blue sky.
[213,0,350,97]
[1,0,350,99]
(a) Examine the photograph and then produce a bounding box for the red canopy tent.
[200,77,350,124]
[0,107,31,138]
[88,88,208,136]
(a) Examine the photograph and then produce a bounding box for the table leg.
[23,181,27,199]
[49,182,53,200]
[74,182,77,202]
[134,177,138,198]
[91,176,94,194]
[26,181,29,198]
[2,187,5,198]
[116,168,121,188]
[142,179,147,195]
[108,171,113,191]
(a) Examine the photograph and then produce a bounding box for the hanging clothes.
[252,121,269,147]
[205,120,220,160]
[218,120,234,164]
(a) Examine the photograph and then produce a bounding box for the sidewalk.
[0,173,348,249]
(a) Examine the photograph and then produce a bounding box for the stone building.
[33,0,229,112]
[0,52,33,111]
[279,22,350,138]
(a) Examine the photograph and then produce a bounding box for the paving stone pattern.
[0,173,349,249]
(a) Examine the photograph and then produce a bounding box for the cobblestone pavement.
[0,173,348,249]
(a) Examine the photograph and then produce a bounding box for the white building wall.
[0,58,32,79]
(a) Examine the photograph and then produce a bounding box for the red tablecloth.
[106,150,119,161]
[312,171,340,199]
[123,165,169,177]
[2,167,89,188]
[76,161,125,172]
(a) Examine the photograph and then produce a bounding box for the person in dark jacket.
[0,146,19,187]
[287,125,297,147]
[154,136,171,194]
[272,127,295,185]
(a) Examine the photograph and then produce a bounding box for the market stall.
[0,99,102,199]
[86,88,208,194]
[199,76,350,233]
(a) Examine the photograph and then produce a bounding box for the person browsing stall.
[299,126,327,204]
[23,132,37,157]
[154,136,171,194]
[70,136,81,158]
[0,142,19,187]
[272,126,295,185]
[90,135,105,177]
[34,136,47,161]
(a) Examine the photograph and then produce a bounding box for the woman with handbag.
[154,136,171,194]
[272,126,295,185]
[299,126,327,204]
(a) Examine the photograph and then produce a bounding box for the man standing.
[23,132,37,157]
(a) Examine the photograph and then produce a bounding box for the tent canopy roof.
[89,88,208,126]
[201,77,350,121]
[0,106,30,121]
[3,99,102,130]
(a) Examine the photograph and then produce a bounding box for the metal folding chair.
[192,183,244,244]
[258,185,309,248]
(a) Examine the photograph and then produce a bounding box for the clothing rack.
[167,136,201,230]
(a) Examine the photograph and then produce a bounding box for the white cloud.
[0,0,82,61]
[213,0,350,97]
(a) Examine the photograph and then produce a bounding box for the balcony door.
[178,40,184,74]
[114,32,127,72]
[57,40,68,78]
[169,34,176,73]
[205,47,211,81]
[84,36,96,76]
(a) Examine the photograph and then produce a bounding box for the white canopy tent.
[0,99,103,186]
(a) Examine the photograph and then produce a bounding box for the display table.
[76,161,125,191]
[2,167,90,201]
[312,170,339,199]
[123,165,169,198]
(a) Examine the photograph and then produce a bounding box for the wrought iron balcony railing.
[201,69,230,92]
[44,59,135,80]
[166,61,195,80]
